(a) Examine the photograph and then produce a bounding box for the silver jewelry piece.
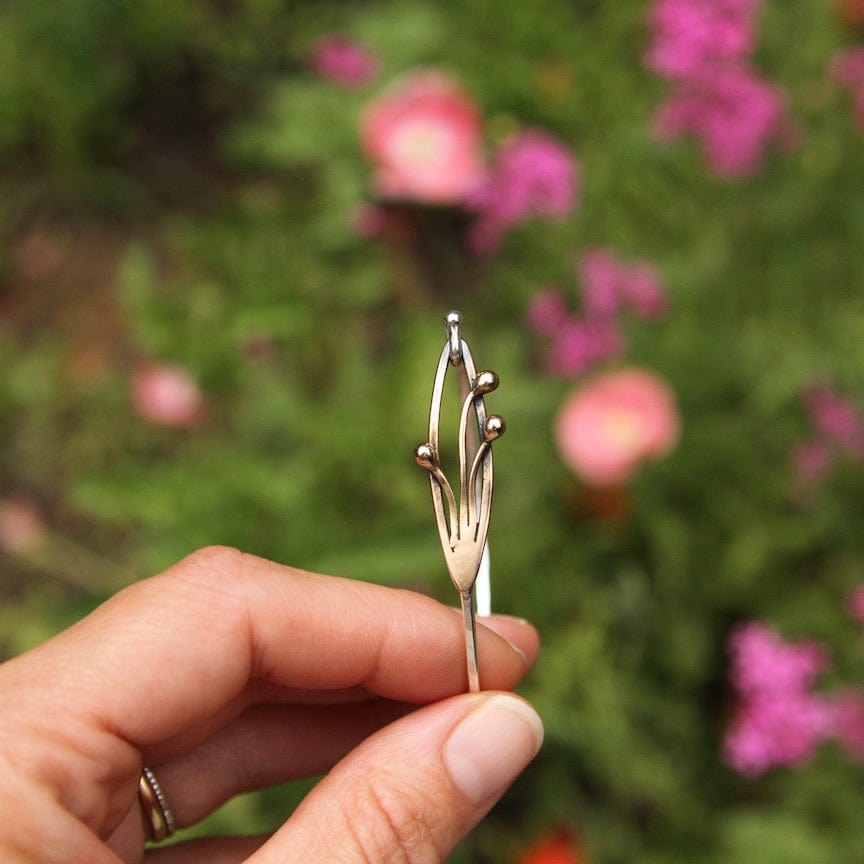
[139,765,176,842]
[415,311,505,692]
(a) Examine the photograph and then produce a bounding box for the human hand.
[0,546,542,863]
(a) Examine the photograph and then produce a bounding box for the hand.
[0,546,542,863]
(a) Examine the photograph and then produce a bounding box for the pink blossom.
[655,66,788,176]
[310,35,379,87]
[804,381,864,458]
[728,621,829,697]
[831,47,864,128]
[830,690,864,760]
[791,438,833,486]
[548,318,624,377]
[0,497,45,555]
[723,622,834,776]
[554,368,680,487]
[526,289,569,336]
[360,71,485,204]
[578,249,668,320]
[847,585,864,624]
[468,129,578,253]
[646,0,761,80]
[578,250,623,319]
[622,264,669,319]
[131,364,205,428]
[724,690,833,776]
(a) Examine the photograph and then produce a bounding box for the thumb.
[251,693,543,864]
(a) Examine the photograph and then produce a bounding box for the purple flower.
[645,0,790,178]
[654,66,788,177]
[791,438,833,487]
[578,250,624,319]
[579,249,668,320]
[804,382,864,459]
[548,317,624,377]
[526,289,569,337]
[646,0,761,80]
[468,129,578,253]
[847,585,864,625]
[831,47,864,129]
[728,621,829,697]
[830,690,864,760]
[723,622,833,776]
[310,35,379,87]
[724,690,833,776]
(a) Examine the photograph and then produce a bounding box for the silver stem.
[460,589,480,692]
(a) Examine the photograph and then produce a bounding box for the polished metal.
[414,311,505,692]
[139,766,176,843]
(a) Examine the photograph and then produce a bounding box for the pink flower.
[578,250,623,319]
[554,368,680,487]
[0,497,45,555]
[723,622,834,776]
[804,381,864,458]
[526,289,569,337]
[310,34,379,87]
[791,438,833,486]
[131,364,205,428]
[578,249,668,320]
[831,47,864,128]
[724,690,833,776]
[847,585,864,624]
[360,71,485,204]
[646,0,761,80]
[468,129,578,253]
[655,66,788,176]
[728,621,829,697]
[548,318,624,377]
[830,690,864,760]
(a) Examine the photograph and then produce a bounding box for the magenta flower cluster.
[526,249,667,377]
[467,130,578,254]
[645,0,789,176]
[792,381,864,490]
[724,617,864,777]
[831,47,864,129]
[309,34,379,87]
[724,622,832,776]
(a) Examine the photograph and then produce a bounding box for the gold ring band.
[138,766,175,842]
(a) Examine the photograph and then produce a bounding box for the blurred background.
[4,1,864,861]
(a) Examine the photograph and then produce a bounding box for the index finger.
[3,546,538,747]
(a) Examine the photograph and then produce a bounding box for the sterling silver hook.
[414,311,505,692]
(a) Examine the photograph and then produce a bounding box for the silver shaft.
[460,589,480,692]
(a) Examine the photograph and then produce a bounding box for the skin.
[0,546,542,863]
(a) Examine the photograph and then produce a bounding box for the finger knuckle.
[343,774,443,864]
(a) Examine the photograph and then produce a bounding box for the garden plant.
[4,1,864,862]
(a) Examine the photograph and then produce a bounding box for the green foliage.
[4,1,864,861]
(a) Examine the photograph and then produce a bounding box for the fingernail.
[444,694,544,804]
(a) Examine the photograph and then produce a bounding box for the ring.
[138,766,176,842]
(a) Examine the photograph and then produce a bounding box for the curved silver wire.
[414,311,505,692]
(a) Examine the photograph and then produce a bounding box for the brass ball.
[474,370,499,395]
[483,414,506,441]
[414,442,437,468]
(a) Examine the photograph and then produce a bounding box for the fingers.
[145,835,268,863]
[249,692,543,864]
[147,701,411,827]
[4,547,538,751]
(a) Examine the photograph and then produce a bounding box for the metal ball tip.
[473,370,499,395]
[483,415,506,442]
[414,442,437,469]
